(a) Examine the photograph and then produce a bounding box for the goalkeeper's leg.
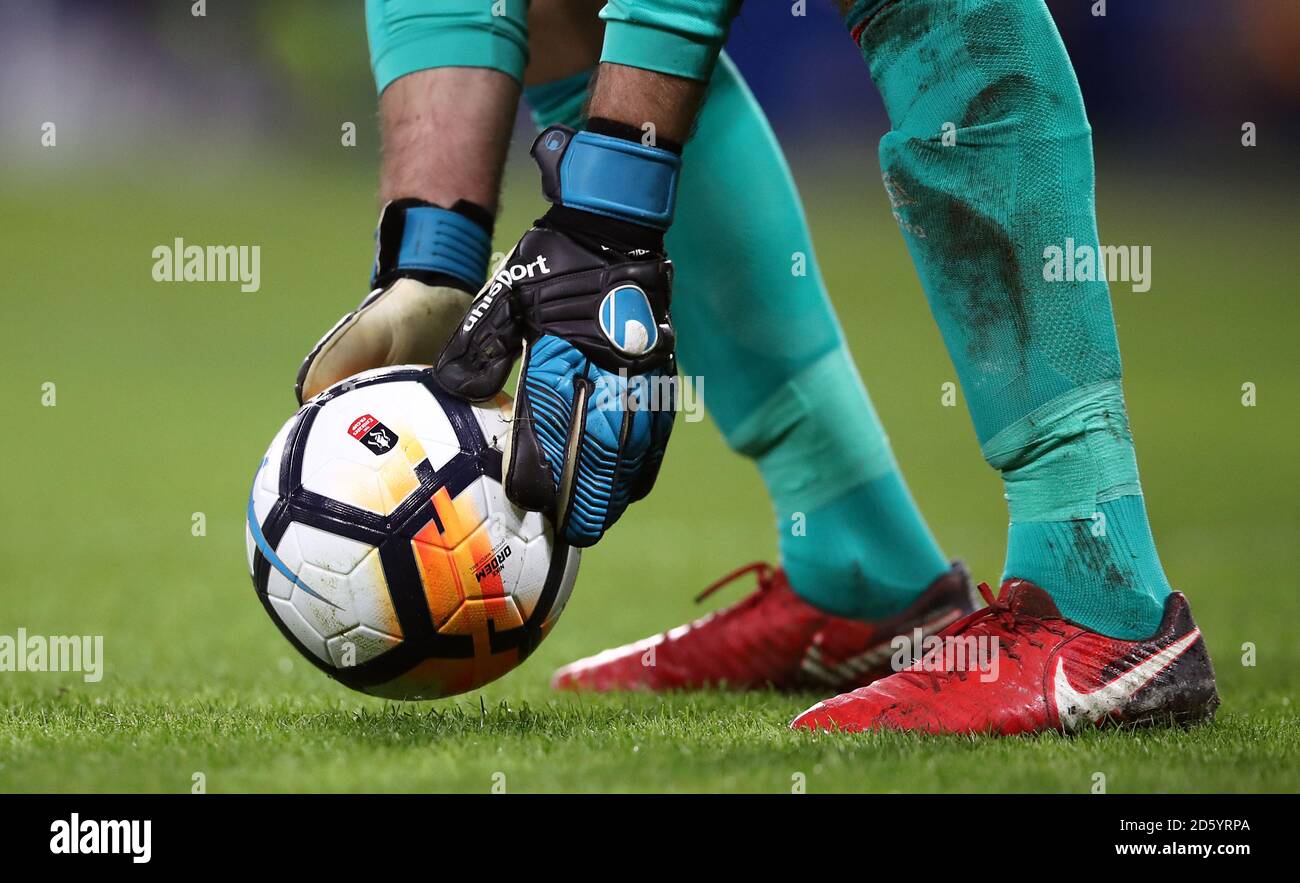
[528,3,973,692]
[526,55,952,623]
[838,0,1172,639]
[787,0,1218,739]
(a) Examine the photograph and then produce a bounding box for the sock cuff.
[842,0,896,46]
[983,380,1142,522]
[854,0,1088,142]
[727,346,897,514]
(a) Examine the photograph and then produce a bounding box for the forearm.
[378,67,519,213]
[584,0,739,148]
[367,0,528,214]
[587,63,705,149]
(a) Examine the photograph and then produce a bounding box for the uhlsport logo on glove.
[462,254,552,333]
[598,285,659,356]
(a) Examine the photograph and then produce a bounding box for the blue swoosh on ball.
[246,458,341,610]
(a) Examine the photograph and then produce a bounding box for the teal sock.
[725,347,948,619]
[1005,496,1170,638]
[849,0,1171,637]
[783,472,950,620]
[525,54,949,618]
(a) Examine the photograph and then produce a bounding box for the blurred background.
[4,0,1299,165]
[0,1,1296,790]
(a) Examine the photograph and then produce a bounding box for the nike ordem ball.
[245,366,579,699]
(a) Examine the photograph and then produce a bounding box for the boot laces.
[934,582,1035,641]
[683,563,789,657]
[693,562,779,605]
[899,582,1059,688]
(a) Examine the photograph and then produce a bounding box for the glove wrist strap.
[533,126,681,230]
[372,199,493,290]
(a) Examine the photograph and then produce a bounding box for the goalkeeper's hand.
[435,126,681,547]
[295,200,490,404]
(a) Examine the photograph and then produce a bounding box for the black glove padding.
[436,210,677,547]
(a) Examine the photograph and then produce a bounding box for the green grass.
[1,155,1296,793]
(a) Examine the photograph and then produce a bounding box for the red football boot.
[551,561,975,692]
[790,579,1219,735]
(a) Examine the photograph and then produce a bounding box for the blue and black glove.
[435,125,680,547]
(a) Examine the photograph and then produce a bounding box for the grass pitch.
[1,156,1296,793]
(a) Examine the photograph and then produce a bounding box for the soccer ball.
[245,366,579,699]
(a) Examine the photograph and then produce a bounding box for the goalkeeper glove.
[295,199,491,404]
[435,125,680,547]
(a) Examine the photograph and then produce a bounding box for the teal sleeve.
[366,0,529,94]
[599,0,741,82]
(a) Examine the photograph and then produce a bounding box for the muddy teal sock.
[526,54,948,619]
[848,0,1170,637]
[982,379,1170,636]
[1005,497,1170,638]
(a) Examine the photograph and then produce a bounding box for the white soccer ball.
[245,366,579,699]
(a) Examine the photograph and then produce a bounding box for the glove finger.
[433,272,521,402]
[298,281,473,404]
[609,393,649,514]
[627,369,676,502]
[504,337,585,519]
[558,363,636,548]
[567,368,661,546]
[628,407,674,503]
